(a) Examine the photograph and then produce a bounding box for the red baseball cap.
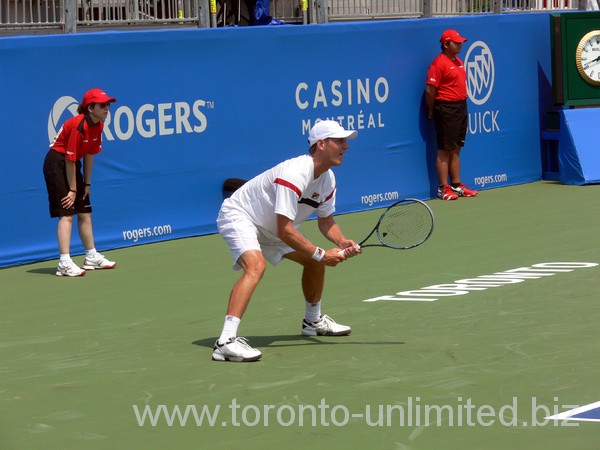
[81,88,116,108]
[440,29,467,43]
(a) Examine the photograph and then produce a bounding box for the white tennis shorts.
[217,208,294,271]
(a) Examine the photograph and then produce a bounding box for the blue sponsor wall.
[0,14,552,267]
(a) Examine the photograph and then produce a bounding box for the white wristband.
[311,247,325,261]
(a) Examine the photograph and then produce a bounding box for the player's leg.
[448,147,461,185]
[284,251,351,337]
[44,150,86,277]
[226,250,266,318]
[433,102,459,200]
[445,101,478,197]
[58,215,73,256]
[55,215,86,277]
[436,148,450,186]
[448,147,478,197]
[77,212,116,270]
[436,149,458,200]
[213,250,265,362]
[213,211,265,362]
[283,250,325,302]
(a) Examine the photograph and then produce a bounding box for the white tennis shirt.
[221,155,336,241]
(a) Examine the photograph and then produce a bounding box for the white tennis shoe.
[56,261,86,277]
[302,314,351,336]
[212,337,262,362]
[83,253,117,270]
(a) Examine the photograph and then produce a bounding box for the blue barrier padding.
[558,107,600,185]
[0,14,552,267]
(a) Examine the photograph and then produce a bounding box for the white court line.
[546,401,600,422]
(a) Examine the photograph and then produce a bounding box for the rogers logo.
[48,96,79,143]
[48,96,212,142]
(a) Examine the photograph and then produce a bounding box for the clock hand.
[584,55,600,69]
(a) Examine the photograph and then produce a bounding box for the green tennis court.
[2,181,599,450]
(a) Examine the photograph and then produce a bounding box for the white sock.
[219,315,241,344]
[59,254,71,264]
[305,300,321,324]
[85,248,97,258]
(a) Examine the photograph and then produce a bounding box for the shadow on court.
[192,335,405,349]
[27,267,60,276]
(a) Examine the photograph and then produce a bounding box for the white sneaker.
[302,314,351,336]
[56,261,86,277]
[212,337,262,362]
[83,253,116,270]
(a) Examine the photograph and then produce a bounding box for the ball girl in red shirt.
[43,88,118,277]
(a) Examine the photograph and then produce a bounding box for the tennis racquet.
[344,198,434,252]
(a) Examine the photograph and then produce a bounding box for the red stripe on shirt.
[274,178,302,197]
[323,185,336,203]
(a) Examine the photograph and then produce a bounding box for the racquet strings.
[377,201,433,249]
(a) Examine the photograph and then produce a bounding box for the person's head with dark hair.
[77,88,116,119]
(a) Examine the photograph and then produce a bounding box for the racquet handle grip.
[338,244,361,255]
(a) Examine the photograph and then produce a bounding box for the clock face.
[576,30,600,86]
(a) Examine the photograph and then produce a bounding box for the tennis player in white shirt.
[213,120,361,362]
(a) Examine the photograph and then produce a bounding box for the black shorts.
[433,100,468,151]
[43,149,92,218]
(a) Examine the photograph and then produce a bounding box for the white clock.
[575,30,600,86]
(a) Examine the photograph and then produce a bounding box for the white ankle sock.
[219,315,241,344]
[59,254,71,264]
[305,300,321,324]
[85,248,97,258]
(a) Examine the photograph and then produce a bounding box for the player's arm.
[317,215,360,257]
[62,122,83,206]
[425,84,438,120]
[276,214,347,265]
[61,159,78,209]
[83,154,94,199]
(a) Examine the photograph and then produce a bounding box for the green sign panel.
[551,12,600,106]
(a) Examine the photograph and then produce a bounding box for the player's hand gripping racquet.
[341,199,434,254]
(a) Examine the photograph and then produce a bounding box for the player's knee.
[243,258,266,281]
[59,215,74,225]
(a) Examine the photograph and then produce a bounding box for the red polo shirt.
[50,114,103,161]
[426,53,467,102]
